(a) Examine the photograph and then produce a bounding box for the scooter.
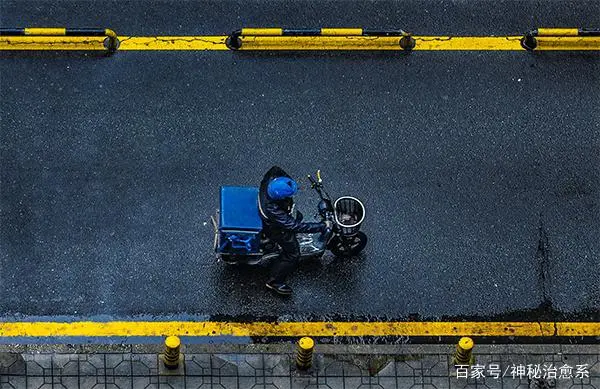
[212,170,367,265]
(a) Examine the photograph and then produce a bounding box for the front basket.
[333,196,365,236]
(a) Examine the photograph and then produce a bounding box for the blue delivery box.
[217,186,263,255]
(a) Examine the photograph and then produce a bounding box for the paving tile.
[449,378,492,389]
[397,376,424,388]
[0,376,26,389]
[25,376,80,389]
[78,375,133,389]
[263,354,290,375]
[355,375,396,388]
[395,359,423,377]
[188,375,239,389]
[79,376,109,389]
[562,354,600,376]
[237,354,266,377]
[429,376,453,389]
[104,375,132,388]
[501,354,530,366]
[318,356,344,377]
[184,376,201,389]
[501,377,530,389]
[186,354,213,376]
[0,353,26,376]
[132,376,159,388]
[241,376,296,389]
[78,354,106,376]
[420,354,450,377]
[343,359,368,377]
[270,354,292,377]
[375,360,396,377]
[56,377,80,389]
[52,354,80,376]
[158,375,185,388]
[475,377,503,389]
[211,354,241,377]
[289,374,333,389]
[537,353,565,367]
[185,376,211,388]
[270,376,293,389]
[105,354,133,376]
[23,354,52,377]
[344,376,369,389]
[25,376,46,389]
[131,354,158,376]
[554,378,577,389]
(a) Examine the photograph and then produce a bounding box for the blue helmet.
[267,177,298,200]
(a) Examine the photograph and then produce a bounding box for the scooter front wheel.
[329,232,367,258]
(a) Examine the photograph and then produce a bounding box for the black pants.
[267,229,300,283]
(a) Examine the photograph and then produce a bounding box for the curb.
[0,343,599,355]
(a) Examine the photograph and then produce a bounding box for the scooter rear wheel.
[219,254,239,265]
[329,232,367,258]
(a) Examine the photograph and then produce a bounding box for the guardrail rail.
[0,27,119,53]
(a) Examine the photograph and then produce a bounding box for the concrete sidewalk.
[0,343,598,388]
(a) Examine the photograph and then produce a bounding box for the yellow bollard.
[163,336,181,369]
[453,337,475,366]
[296,337,314,370]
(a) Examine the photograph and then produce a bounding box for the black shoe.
[266,281,293,296]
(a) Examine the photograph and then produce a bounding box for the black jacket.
[258,166,324,233]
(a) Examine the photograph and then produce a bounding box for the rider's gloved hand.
[318,220,333,243]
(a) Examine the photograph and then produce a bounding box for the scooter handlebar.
[308,170,332,202]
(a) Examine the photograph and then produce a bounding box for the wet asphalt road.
[1,1,599,322]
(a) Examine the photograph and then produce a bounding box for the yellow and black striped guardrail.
[225,27,416,51]
[1,26,599,52]
[0,27,119,53]
[521,28,600,50]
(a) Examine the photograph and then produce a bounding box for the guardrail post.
[399,34,416,51]
[296,337,314,370]
[452,337,475,366]
[521,29,538,50]
[103,29,119,53]
[225,30,242,50]
[163,336,182,369]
